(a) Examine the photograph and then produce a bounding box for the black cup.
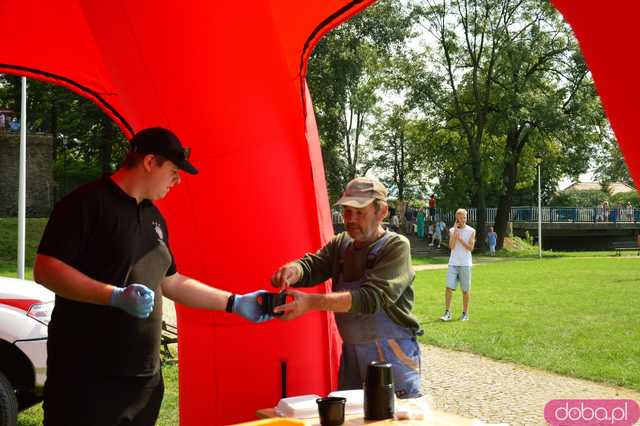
[260,292,287,317]
[316,397,346,426]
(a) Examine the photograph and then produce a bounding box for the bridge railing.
[515,206,639,223]
[431,207,639,224]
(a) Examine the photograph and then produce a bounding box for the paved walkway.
[414,257,506,271]
[420,344,640,426]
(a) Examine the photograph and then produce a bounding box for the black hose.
[281,360,287,399]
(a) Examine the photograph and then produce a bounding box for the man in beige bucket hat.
[270,177,423,398]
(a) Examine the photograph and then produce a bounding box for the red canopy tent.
[0,1,637,424]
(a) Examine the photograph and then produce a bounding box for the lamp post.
[536,155,543,259]
[18,76,27,279]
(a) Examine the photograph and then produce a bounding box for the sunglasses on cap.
[181,147,191,160]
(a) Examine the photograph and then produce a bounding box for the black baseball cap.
[129,127,198,175]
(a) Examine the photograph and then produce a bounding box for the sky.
[558,171,595,191]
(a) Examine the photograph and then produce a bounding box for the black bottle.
[363,361,394,420]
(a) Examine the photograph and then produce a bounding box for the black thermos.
[363,361,395,420]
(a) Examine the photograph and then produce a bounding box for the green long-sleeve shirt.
[292,231,421,334]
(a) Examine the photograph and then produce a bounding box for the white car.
[0,276,54,425]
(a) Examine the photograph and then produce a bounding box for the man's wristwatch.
[225,294,236,313]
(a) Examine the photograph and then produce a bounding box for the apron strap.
[366,232,392,269]
[338,235,352,275]
[338,231,393,275]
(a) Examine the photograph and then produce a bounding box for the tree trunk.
[352,110,363,178]
[494,193,513,250]
[344,107,354,179]
[397,129,405,200]
[51,93,59,161]
[100,116,114,175]
[467,111,488,250]
[469,140,487,250]
[11,76,21,116]
[494,131,520,249]
[495,127,529,249]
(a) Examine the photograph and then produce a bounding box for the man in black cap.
[34,127,272,426]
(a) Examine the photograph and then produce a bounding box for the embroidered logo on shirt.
[152,221,164,241]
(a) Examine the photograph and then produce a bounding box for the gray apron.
[334,232,421,398]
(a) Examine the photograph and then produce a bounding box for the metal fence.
[430,207,639,224]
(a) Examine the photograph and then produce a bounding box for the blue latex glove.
[109,283,155,318]
[233,290,273,323]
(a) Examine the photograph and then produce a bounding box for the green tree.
[406,0,605,247]
[594,134,634,187]
[307,0,414,202]
[487,4,606,249]
[370,105,431,200]
[610,191,639,208]
[550,189,608,207]
[408,0,513,247]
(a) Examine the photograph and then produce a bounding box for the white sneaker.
[439,311,452,321]
[460,313,469,321]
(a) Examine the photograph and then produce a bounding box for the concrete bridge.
[511,221,639,251]
[380,206,640,251]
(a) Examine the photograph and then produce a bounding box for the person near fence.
[34,127,272,426]
[616,203,624,223]
[440,208,475,322]
[428,194,436,221]
[391,213,401,232]
[270,176,423,399]
[436,219,447,242]
[8,116,19,131]
[602,201,610,223]
[427,222,435,246]
[332,208,342,225]
[432,221,442,248]
[625,202,633,222]
[404,206,415,234]
[487,226,497,256]
[417,208,426,238]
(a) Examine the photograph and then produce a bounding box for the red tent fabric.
[0,1,375,424]
[552,0,640,189]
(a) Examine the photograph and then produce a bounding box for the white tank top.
[448,224,475,266]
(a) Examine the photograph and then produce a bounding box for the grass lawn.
[494,249,639,259]
[0,218,47,265]
[413,257,640,390]
[0,217,46,280]
[17,364,179,425]
[0,262,33,280]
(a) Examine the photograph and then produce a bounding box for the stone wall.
[0,132,54,217]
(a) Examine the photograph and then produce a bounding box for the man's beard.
[348,222,378,243]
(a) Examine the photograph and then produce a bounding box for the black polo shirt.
[38,176,176,377]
